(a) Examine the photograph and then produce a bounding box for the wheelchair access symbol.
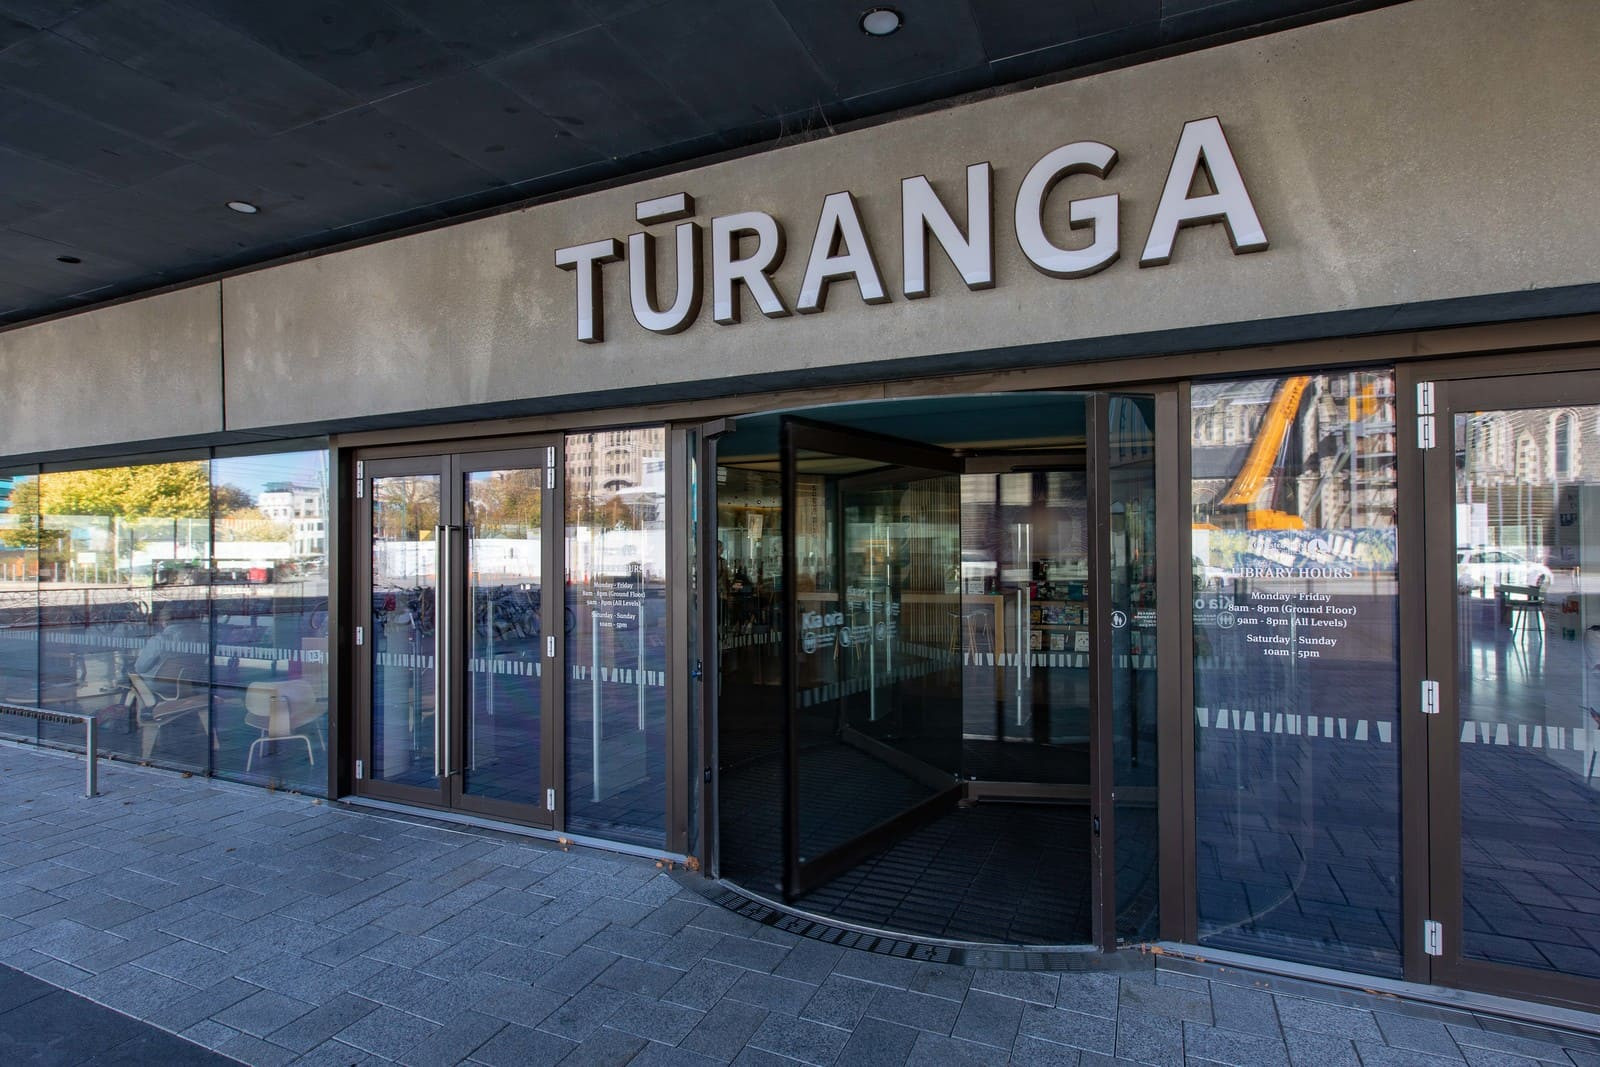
[1111,610,1128,629]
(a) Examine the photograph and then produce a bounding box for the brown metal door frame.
[444,445,561,830]
[353,453,451,810]
[1419,366,1600,1009]
[1087,393,1117,951]
[352,441,561,831]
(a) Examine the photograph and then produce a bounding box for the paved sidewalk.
[3,742,1600,1066]
[0,959,229,1065]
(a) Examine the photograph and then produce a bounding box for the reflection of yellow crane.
[1219,375,1312,528]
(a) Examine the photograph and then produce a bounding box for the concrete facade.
[0,283,221,457]
[0,0,1595,457]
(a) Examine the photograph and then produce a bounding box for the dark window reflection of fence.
[1191,371,1402,976]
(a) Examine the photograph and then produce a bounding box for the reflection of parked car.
[1456,548,1552,592]
[1193,556,1229,589]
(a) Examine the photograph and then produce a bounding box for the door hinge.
[547,635,556,658]
[355,460,364,498]
[355,625,364,647]
[547,467,555,489]
[1421,679,1439,715]
[1416,381,1435,415]
[355,759,365,780]
[546,788,556,812]
[1417,415,1436,449]
[1424,919,1443,957]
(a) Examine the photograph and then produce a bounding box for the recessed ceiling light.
[56,255,81,264]
[226,200,259,214]
[859,7,902,36]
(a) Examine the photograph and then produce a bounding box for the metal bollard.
[84,715,98,798]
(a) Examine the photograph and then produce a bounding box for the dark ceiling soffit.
[4,279,1594,471]
[0,0,1402,340]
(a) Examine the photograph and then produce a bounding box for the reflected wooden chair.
[243,679,322,771]
[126,672,209,760]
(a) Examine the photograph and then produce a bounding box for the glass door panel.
[369,471,441,790]
[782,417,964,897]
[1425,372,1600,1005]
[1109,395,1159,943]
[959,466,1092,773]
[1448,396,1600,983]
[458,460,548,816]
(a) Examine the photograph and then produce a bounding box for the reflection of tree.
[41,463,212,518]
[575,491,633,531]
[0,478,39,549]
[6,464,233,573]
[375,477,439,538]
[468,470,541,534]
[211,484,254,514]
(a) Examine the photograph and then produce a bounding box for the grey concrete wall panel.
[0,284,221,456]
[82,0,1600,431]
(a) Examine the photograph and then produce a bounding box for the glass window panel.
[210,451,330,794]
[1191,371,1401,976]
[0,472,39,740]
[38,461,213,771]
[565,428,669,847]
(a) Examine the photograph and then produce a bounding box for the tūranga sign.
[554,117,1268,343]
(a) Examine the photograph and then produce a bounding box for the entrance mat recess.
[676,874,1156,973]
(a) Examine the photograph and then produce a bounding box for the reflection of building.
[566,432,660,494]
[259,481,326,557]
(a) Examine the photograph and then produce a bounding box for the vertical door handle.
[434,524,448,779]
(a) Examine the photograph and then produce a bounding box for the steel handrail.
[0,702,102,797]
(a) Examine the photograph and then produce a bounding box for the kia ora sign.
[554,117,1268,344]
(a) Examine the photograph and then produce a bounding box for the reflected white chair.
[243,679,322,771]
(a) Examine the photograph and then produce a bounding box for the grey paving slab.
[680,997,769,1062]
[952,989,1025,1050]
[467,1021,577,1067]
[1022,1003,1119,1055]
[7,743,1600,1067]
[1116,1006,1183,1065]
[723,967,817,1016]
[1282,1025,1361,1067]
[909,1029,1011,1065]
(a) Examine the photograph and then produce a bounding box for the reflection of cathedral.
[1191,373,1396,532]
[1457,408,1595,557]
[1461,409,1592,485]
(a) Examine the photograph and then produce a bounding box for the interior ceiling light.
[226,200,259,214]
[859,7,902,36]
